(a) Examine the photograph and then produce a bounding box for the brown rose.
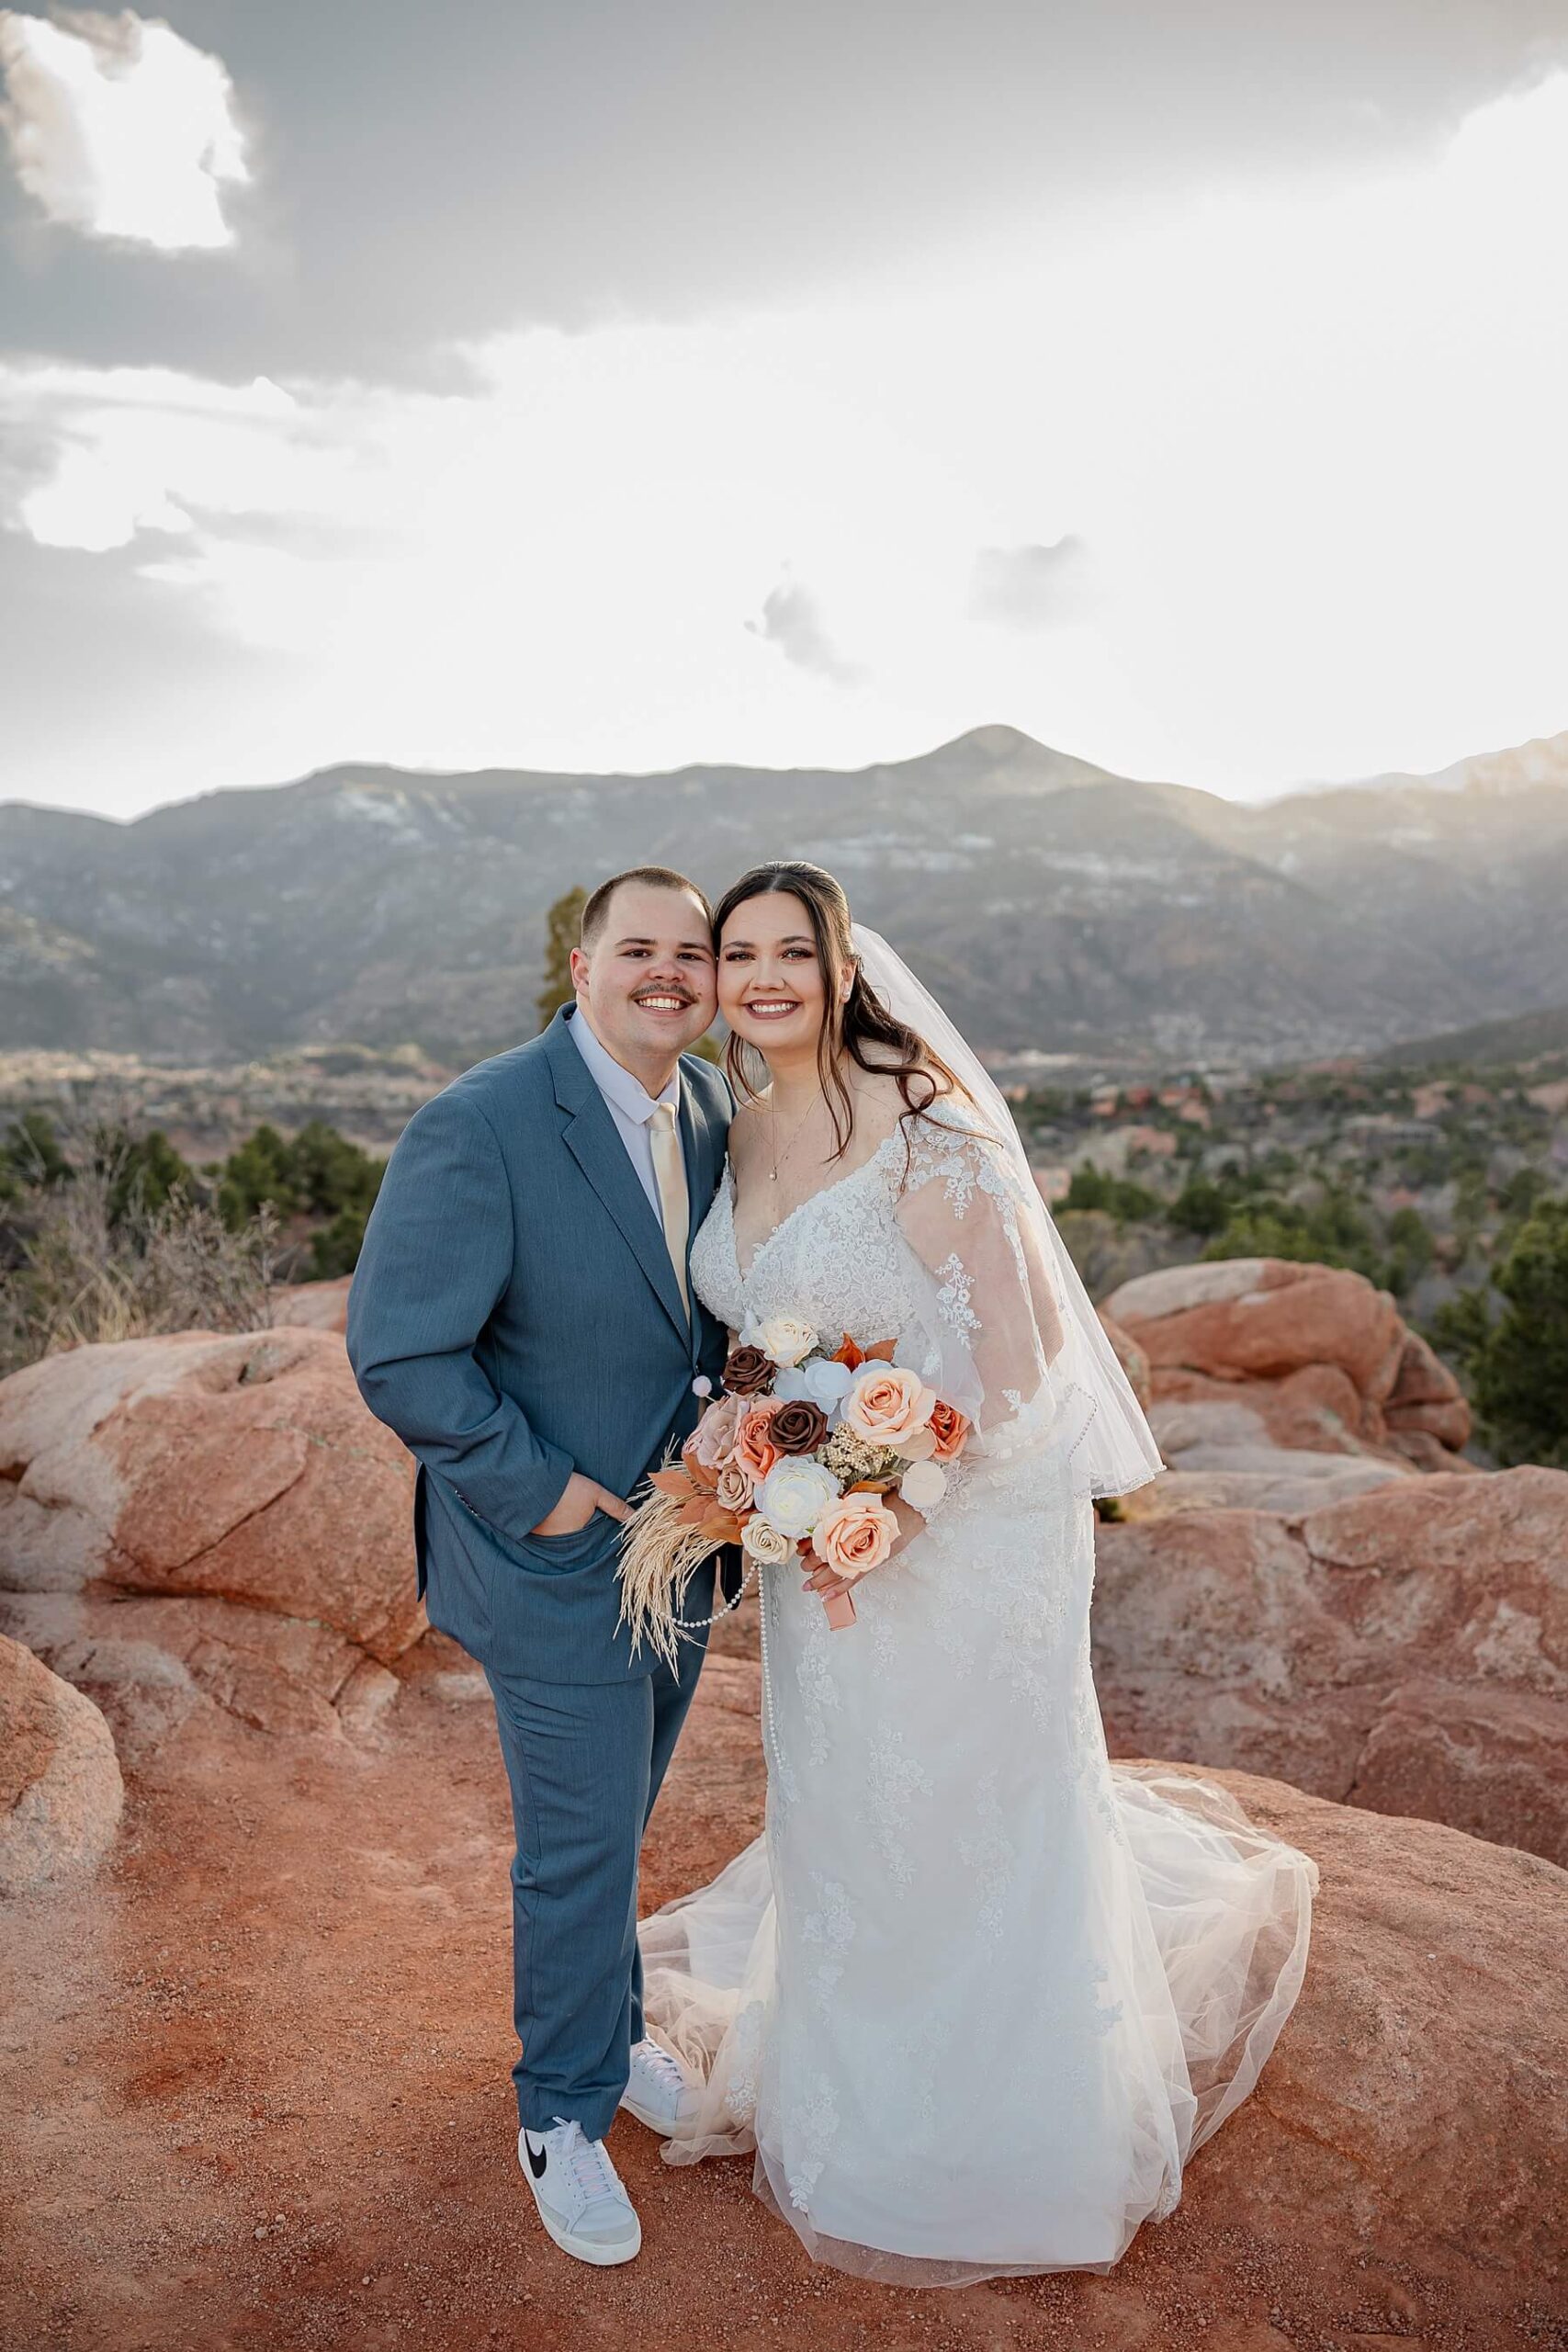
[927,1399,970,1461]
[724,1344,774,1397]
[769,1398,829,1456]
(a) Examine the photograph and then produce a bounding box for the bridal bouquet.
[617,1313,970,1662]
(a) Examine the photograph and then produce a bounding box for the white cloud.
[4,67,1567,813]
[0,7,248,251]
[3,364,296,548]
[970,538,1089,630]
[745,570,863,684]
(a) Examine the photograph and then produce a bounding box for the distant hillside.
[1372,1002,1568,1069]
[2,723,1565,1065]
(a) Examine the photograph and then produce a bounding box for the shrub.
[1064,1165,1162,1224]
[1202,1186,1382,1281]
[0,1112,278,1378]
[1448,1197,1568,1469]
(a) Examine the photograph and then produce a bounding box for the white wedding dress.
[638,1102,1317,2288]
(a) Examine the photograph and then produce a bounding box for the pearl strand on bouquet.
[674,1553,759,1631]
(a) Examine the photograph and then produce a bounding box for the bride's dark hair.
[710,861,963,1160]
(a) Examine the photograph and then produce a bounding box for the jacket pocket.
[508,1508,619,1574]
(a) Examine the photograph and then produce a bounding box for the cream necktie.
[649,1099,691,1323]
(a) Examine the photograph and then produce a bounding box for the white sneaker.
[618,2034,700,2133]
[518,2117,641,2267]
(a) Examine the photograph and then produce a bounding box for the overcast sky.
[2,1,1566,818]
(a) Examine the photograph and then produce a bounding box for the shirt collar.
[567,1005,682,1126]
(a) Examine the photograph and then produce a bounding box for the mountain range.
[2,723,1565,1069]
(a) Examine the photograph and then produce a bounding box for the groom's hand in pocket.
[529,1473,633,1538]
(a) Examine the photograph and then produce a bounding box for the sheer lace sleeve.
[889,1105,1067,1464]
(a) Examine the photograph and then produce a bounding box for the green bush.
[219,1123,300,1226]
[1383,1204,1435,1297]
[1168,1176,1230,1238]
[1202,1186,1382,1281]
[1064,1165,1162,1224]
[218,1120,382,1238]
[1445,1197,1568,1468]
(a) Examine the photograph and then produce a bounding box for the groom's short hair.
[580,866,713,950]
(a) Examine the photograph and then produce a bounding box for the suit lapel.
[544,1010,694,1346]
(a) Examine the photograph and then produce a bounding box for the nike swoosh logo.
[526,2137,547,2179]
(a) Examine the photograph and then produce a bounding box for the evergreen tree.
[218,1124,300,1227]
[0,1111,71,1200]
[536,887,587,1032]
[1467,1197,1568,1468]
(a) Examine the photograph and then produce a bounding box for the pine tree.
[536,886,587,1032]
[1470,1196,1568,1467]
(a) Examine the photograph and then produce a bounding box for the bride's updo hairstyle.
[711,861,964,1161]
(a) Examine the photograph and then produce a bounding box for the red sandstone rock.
[1385,1427,1483,1476]
[1104,1259,1405,1399]
[0,1632,123,1897]
[1,1659,1562,2344]
[1383,1327,1468,1416]
[0,1329,422,1753]
[1099,1312,1153,1412]
[1161,1766,1567,2325]
[272,1276,352,1334]
[1149,1362,1382,1454]
[1106,1259,1471,1475]
[1094,1466,1568,1867]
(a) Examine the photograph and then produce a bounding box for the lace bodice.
[692,1130,919,1360]
[690,1102,1065,1462]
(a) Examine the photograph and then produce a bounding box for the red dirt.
[3,1623,1559,2352]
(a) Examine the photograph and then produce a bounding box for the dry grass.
[0,1111,278,1379]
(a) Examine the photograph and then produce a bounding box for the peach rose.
[840,1363,938,1455]
[683,1391,743,1482]
[733,1399,783,1485]
[810,1491,898,1581]
[714,1459,756,1514]
[927,1399,970,1461]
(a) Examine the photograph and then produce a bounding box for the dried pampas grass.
[615,1485,729,1669]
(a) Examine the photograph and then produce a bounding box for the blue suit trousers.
[486,1623,709,2139]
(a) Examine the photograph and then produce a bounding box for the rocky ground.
[6,1633,1564,2352]
[4,1259,1567,2350]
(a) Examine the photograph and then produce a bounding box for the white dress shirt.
[566,1006,682,1220]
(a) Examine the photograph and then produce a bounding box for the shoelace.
[550,2119,621,2203]
[634,2040,686,2092]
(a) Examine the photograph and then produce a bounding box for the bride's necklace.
[767,1089,822,1184]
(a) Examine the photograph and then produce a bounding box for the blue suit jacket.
[346,1007,733,1683]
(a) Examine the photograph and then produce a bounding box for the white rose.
[898,1458,947,1511]
[755,1314,818,1369]
[755,1456,841,1541]
[740,1513,794,1566]
[772,1354,855,1412]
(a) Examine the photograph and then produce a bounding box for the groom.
[346,866,734,2268]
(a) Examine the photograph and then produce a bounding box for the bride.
[636,861,1317,2288]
